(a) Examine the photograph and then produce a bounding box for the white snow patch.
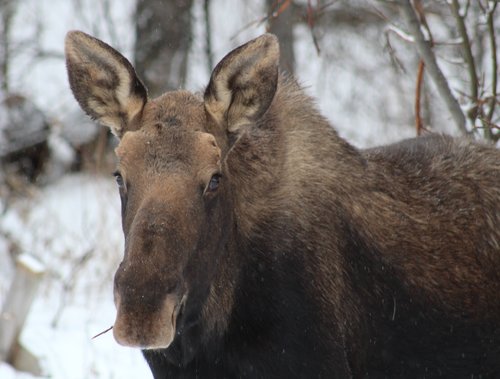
[0,174,151,378]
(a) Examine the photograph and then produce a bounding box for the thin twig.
[386,25,463,46]
[475,117,500,142]
[477,118,500,131]
[399,0,468,136]
[33,48,65,60]
[413,0,432,136]
[485,2,498,128]
[415,60,425,136]
[92,325,113,340]
[449,0,479,127]
[51,247,95,327]
[384,29,407,73]
[307,0,321,55]
[273,0,292,17]
[386,24,415,43]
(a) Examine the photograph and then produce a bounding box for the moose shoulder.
[65,31,500,378]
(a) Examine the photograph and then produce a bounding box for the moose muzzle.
[113,291,187,349]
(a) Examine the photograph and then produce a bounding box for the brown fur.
[65,31,500,378]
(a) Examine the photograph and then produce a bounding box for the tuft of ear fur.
[204,34,279,133]
[65,30,147,138]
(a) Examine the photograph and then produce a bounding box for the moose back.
[65,31,500,378]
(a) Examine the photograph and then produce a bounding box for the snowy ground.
[0,174,151,378]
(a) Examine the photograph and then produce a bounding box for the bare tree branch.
[485,2,498,127]
[449,0,479,125]
[415,59,426,135]
[386,24,415,43]
[204,0,214,72]
[413,0,432,137]
[306,0,321,56]
[398,0,468,136]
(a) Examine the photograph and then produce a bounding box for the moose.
[65,31,500,378]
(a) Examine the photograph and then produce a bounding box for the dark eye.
[113,171,125,188]
[113,171,128,220]
[206,173,221,193]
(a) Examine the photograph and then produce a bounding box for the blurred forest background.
[0,0,498,377]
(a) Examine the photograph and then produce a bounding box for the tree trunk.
[134,0,194,97]
[266,0,295,74]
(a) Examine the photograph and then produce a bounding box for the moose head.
[65,31,279,350]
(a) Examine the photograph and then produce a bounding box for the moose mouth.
[113,292,188,350]
[166,293,188,346]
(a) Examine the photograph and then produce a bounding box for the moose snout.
[111,195,197,349]
[113,290,185,349]
[112,253,187,349]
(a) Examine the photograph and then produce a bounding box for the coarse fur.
[65,31,500,378]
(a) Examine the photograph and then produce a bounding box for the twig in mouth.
[92,325,113,340]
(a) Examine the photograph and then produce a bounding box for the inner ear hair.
[65,30,148,138]
[204,34,279,134]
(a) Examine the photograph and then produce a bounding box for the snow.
[0,363,35,379]
[16,253,45,274]
[0,174,151,378]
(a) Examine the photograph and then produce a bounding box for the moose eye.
[113,171,125,188]
[206,173,221,193]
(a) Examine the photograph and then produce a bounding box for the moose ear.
[204,34,279,133]
[65,30,147,138]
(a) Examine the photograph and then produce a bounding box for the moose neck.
[202,72,369,329]
[224,74,367,238]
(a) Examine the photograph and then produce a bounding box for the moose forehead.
[141,91,206,131]
[115,91,220,174]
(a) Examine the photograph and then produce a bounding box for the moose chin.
[65,30,500,378]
